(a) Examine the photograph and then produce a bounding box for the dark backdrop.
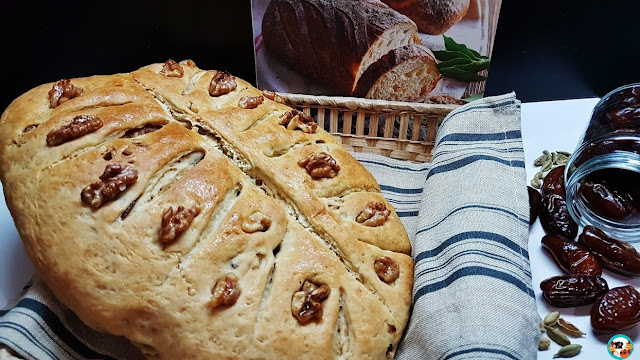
[1,0,639,110]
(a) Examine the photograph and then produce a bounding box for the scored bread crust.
[353,44,440,101]
[0,61,413,359]
[382,0,471,35]
[262,0,420,96]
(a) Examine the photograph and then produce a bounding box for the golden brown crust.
[0,61,413,359]
[382,0,471,35]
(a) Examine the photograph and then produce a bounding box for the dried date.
[578,177,637,222]
[591,285,640,333]
[528,186,542,226]
[578,225,640,277]
[540,194,578,239]
[541,165,566,197]
[541,234,602,276]
[540,274,608,307]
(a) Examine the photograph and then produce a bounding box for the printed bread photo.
[262,0,441,102]
[0,60,414,359]
[382,0,471,35]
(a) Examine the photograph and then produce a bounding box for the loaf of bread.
[0,60,414,359]
[262,0,423,99]
[381,0,471,35]
[353,44,440,101]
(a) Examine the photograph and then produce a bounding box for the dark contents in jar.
[587,85,640,141]
[577,169,639,224]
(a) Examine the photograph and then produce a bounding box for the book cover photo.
[252,0,503,104]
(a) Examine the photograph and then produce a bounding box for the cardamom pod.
[534,153,549,166]
[541,158,553,172]
[538,336,551,351]
[553,344,582,358]
[543,311,560,326]
[557,151,572,157]
[531,178,542,188]
[557,318,585,337]
[546,326,570,346]
[540,320,546,332]
[551,152,558,164]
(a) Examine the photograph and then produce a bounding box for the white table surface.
[1,97,638,359]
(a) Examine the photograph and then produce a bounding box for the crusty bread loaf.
[382,0,471,35]
[262,0,420,97]
[353,44,440,101]
[0,60,414,359]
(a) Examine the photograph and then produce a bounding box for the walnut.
[159,206,201,245]
[374,256,400,284]
[425,94,466,105]
[48,79,84,108]
[209,274,241,309]
[208,70,237,97]
[356,202,391,227]
[238,95,264,109]
[278,109,317,133]
[46,114,103,146]
[159,59,184,77]
[122,124,164,138]
[292,281,331,324]
[262,90,286,104]
[81,164,138,208]
[298,152,340,178]
[241,212,271,233]
[179,59,196,67]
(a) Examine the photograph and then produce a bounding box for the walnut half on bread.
[0,60,414,359]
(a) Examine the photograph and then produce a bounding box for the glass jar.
[565,83,640,241]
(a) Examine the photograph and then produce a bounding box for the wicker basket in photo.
[279,94,459,162]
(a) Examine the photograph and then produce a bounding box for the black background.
[1,0,639,111]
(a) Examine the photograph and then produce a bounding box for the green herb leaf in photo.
[433,35,491,83]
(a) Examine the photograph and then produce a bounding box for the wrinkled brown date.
[591,285,640,333]
[541,234,602,276]
[540,194,579,239]
[542,166,566,197]
[528,186,542,226]
[540,274,609,307]
[579,177,637,221]
[578,225,640,277]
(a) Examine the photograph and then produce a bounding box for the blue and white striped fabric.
[0,93,539,360]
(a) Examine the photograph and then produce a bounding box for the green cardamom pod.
[538,336,551,351]
[553,344,582,358]
[531,178,542,188]
[534,153,549,166]
[557,151,572,157]
[542,158,553,172]
[557,318,586,337]
[546,326,571,346]
[539,320,546,332]
[543,311,560,326]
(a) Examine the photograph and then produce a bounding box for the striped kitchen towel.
[0,93,540,360]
